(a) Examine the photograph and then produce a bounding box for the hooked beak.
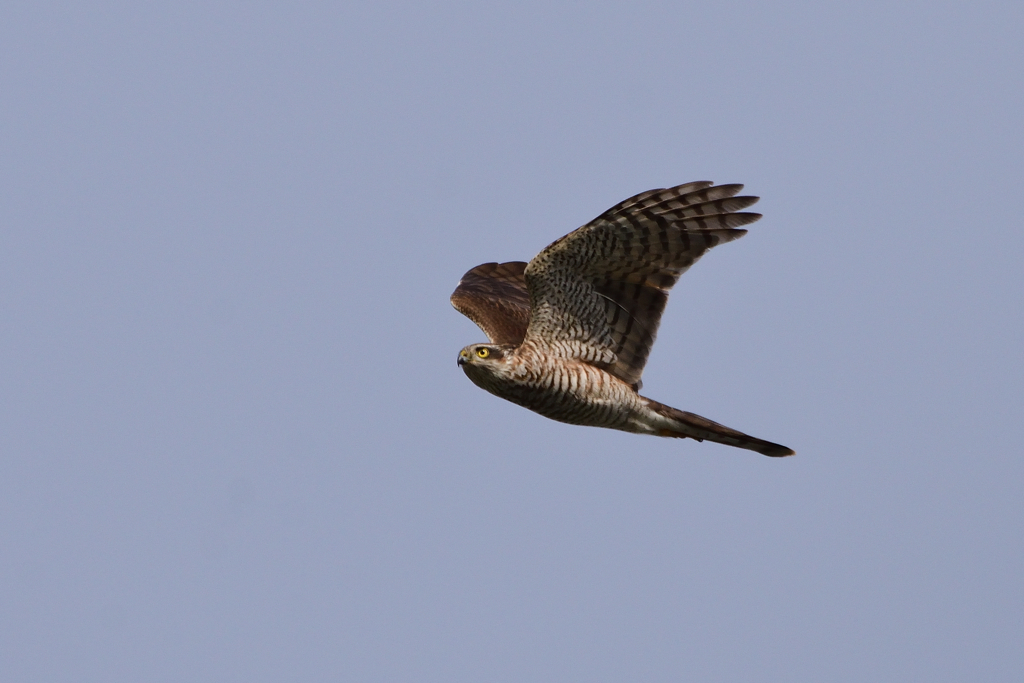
[457,351,468,367]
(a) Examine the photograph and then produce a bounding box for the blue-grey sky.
[2,1,1022,681]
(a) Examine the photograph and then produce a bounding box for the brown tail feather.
[646,399,794,457]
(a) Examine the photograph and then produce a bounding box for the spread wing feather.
[450,261,531,345]
[523,181,761,387]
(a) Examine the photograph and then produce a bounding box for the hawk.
[451,181,794,457]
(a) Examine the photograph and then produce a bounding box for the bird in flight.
[451,181,794,457]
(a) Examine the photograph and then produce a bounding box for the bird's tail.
[645,399,794,457]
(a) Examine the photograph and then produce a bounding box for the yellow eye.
[476,348,490,358]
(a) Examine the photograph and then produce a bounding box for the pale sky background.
[2,1,1022,681]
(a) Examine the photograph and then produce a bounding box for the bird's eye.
[477,348,490,358]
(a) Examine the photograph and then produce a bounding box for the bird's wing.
[522,181,760,388]
[450,261,531,345]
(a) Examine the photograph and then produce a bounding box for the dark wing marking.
[451,261,531,345]
[523,181,761,387]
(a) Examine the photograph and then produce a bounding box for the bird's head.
[457,343,516,385]
[457,343,508,368]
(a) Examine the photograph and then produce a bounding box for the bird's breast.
[477,351,638,428]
